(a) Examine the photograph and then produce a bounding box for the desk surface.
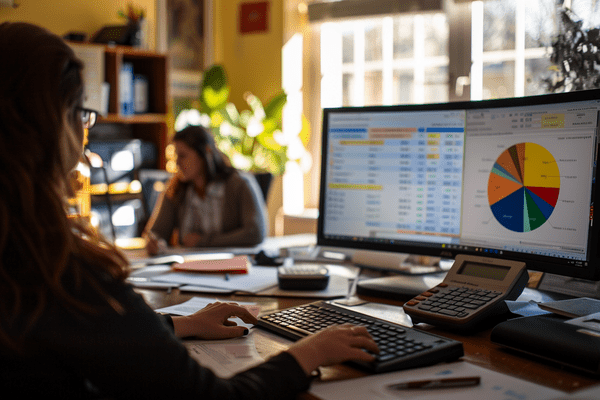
[135,285,600,398]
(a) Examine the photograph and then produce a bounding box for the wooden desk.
[135,285,600,399]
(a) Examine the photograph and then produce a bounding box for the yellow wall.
[0,0,284,113]
[212,0,284,235]
[0,0,283,116]
[0,0,286,234]
[0,0,156,50]
[212,0,283,110]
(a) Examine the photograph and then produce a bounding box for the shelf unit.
[102,45,170,169]
[68,43,171,239]
[70,42,170,169]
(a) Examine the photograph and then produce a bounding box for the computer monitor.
[317,89,600,284]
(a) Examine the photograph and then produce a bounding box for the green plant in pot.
[175,65,310,199]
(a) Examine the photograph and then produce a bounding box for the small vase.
[127,19,145,48]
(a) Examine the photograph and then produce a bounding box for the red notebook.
[172,255,250,274]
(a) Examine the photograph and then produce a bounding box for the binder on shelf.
[134,74,148,113]
[119,62,134,115]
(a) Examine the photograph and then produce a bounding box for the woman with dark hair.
[143,125,268,255]
[0,22,378,399]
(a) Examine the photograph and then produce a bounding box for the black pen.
[387,376,481,390]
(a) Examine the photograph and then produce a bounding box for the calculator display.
[457,262,510,281]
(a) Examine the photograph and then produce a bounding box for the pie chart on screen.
[488,142,560,232]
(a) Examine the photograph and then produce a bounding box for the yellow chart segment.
[522,143,560,188]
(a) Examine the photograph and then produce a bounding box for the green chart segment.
[487,142,560,232]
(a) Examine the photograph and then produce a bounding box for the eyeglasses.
[76,107,98,130]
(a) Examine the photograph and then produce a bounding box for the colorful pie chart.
[488,142,560,232]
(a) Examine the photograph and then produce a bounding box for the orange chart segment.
[507,143,526,184]
[488,173,523,205]
[496,147,523,185]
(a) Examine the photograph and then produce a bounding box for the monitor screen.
[317,89,600,281]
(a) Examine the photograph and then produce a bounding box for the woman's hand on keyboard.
[171,302,258,339]
[286,324,379,376]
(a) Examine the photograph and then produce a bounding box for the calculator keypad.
[406,285,502,319]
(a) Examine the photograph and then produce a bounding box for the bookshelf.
[70,42,170,169]
[68,43,171,239]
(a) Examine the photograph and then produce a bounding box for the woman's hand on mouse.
[171,302,258,339]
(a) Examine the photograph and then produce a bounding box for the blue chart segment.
[488,143,560,232]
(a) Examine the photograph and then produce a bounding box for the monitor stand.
[351,249,445,275]
[349,249,451,300]
[297,247,451,300]
[537,273,600,299]
[355,273,447,300]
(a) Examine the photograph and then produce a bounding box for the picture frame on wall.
[157,0,212,122]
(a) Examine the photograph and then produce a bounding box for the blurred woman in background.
[144,125,268,255]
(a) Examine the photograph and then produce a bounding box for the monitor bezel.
[317,89,600,281]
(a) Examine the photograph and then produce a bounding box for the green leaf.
[239,110,253,128]
[260,119,278,136]
[210,111,225,128]
[225,103,240,125]
[264,92,287,121]
[244,92,265,116]
[200,65,230,112]
[257,131,284,152]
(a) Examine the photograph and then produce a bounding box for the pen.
[387,376,481,390]
[224,273,230,281]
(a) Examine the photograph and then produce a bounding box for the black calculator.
[277,264,330,291]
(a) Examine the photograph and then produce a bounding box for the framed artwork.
[157,0,210,106]
[166,0,205,71]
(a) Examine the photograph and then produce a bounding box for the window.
[472,0,556,99]
[321,13,449,108]
[300,0,600,209]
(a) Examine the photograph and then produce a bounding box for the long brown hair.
[165,125,235,198]
[0,22,129,352]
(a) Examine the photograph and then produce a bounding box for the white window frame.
[301,0,558,210]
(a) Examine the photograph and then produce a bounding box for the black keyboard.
[257,301,463,373]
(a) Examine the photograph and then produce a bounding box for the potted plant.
[175,64,311,198]
[544,7,600,92]
[118,3,146,48]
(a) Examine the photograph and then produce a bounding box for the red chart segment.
[488,143,560,232]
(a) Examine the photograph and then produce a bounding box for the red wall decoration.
[239,1,269,34]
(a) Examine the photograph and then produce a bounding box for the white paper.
[127,264,181,289]
[565,312,600,333]
[185,332,264,378]
[154,297,260,330]
[153,266,278,293]
[310,361,565,400]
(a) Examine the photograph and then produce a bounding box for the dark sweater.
[146,171,268,248]
[0,269,311,399]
